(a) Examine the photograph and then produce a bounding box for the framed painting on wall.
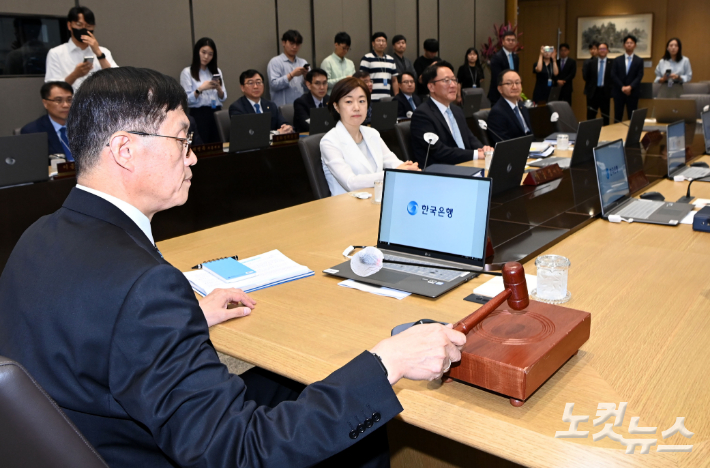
[577,13,653,59]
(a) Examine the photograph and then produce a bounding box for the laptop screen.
[702,110,710,153]
[667,120,686,176]
[378,170,491,263]
[593,140,629,212]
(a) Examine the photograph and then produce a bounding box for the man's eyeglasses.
[431,77,458,86]
[501,81,522,87]
[121,131,193,156]
[401,80,415,85]
[245,80,264,87]
[44,97,73,105]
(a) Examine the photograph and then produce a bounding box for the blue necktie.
[445,108,465,149]
[58,127,73,162]
[513,106,528,133]
[626,56,631,74]
[598,60,605,87]
[254,103,262,113]
[407,96,416,110]
[507,52,514,70]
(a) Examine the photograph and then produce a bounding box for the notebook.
[202,257,256,282]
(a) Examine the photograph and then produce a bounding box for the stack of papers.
[473,274,538,299]
[529,142,554,159]
[184,249,313,296]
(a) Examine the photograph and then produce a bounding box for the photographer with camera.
[532,45,558,104]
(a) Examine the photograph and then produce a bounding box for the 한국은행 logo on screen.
[407,201,418,215]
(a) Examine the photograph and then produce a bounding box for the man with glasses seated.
[45,6,118,91]
[293,68,330,133]
[410,62,491,167]
[393,72,421,118]
[486,70,533,144]
[228,69,293,134]
[21,81,75,160]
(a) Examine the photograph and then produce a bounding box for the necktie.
[507,52,514,70]
[513,106,528,133]
[254,103,262,113]
[58,127,73,162]
[407,96,416,110]
[598,60,605,87]
[445,108,465,149]
[561,58,566,69]
[626,56,631,74]
[318,102,323,108]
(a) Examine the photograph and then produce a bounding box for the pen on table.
[191,255,239,270]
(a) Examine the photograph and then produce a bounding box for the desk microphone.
[704,105,710,113]
[423,132,439,168]
[478,120,504,143]
[549,112,579,133]
[586,107,629,127]
[676,176,710,203]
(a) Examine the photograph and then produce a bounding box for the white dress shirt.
[45,39,118,91]
[76,185,154,245]
[180,67,227,108]
[267,53,308,106]
[654,57,693,83]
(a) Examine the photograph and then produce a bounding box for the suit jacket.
[486,98,533,144]
[0,188,402,468]
[228,95,288,131]
[611,54,645,98]
[394,92,422,118]
[293,92,329,133]
[410,98,483,167]
[556,57,577,98]
[488,49,520,104]
[20,114,64,156]
[583,57,613,96]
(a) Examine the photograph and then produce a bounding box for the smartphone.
[83,56,94,64]
[212,74,222,85]
[304,63,310,70]
[665,69,672,76]
[543,46,554,53]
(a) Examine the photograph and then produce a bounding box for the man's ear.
[107,133,135,172]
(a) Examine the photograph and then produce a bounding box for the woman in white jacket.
[320,76,419,196]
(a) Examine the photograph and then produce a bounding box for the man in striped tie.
[611,34,644,123]
[20,81,74,161]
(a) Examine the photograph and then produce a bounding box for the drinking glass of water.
[532,255,571,304]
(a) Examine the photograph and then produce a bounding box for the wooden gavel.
[454,262,529,335]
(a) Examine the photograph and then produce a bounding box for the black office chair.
[547,101,578,133]
[472,109,491,146]
[214,109,230,142]
[279,104,295,125]
[394,121,413,161]
[297,134,331,199]
[682,82,710,95]
[0,356,109,468]
[680,94,710,119]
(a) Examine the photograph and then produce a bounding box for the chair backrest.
[214,109,231,143]
[471,109,491,146]
[12,128,22,136]
[279,104,294,125]
[394,121,413,161]
[0,356,108,468]
[652,82,661,98]
[682,82,710,95]
[547,101,578,132]
[297,133,331,199]
[379,96,393,103]
[680,94,710,119]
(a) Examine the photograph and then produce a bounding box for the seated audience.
[229,70,293,134]
[410,62,490,167]
[352,70,373,124]
[293,68,330,133]
[488,31,519,105]
[21,81,74,160]
[414,38,441,95]
[45,6,117,90]
[179,37,227,144]
[456,47,484,104]
[654,37,692,84]
[486,70,533,144]
[359,32,399,101]
[0,66,462,468]
[556,43,576,104]
[320,77,419,195]
[268,29,308,106]
[394,72,421,118]
[321,32,355,92]
[392,35,417,84]
[532,45,558,104]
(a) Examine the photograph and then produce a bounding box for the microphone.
[586,107,629,127]
[478,119,504,143]
[549,112,579,133]
[423,132,439,168]
[704,105,710,113]
[676,176,710,203]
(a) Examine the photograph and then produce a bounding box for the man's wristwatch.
[195,89,202,95]
[96,53,106,60]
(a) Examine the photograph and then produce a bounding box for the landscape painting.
[577,14,653,59]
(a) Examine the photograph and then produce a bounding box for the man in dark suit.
[394,72,421,118]
[611,35,645,122]
[229,69,293,133]
[583,42,612,125]
[556,43,576,104]
[410,62,491,167]
[20,81,74,160]
[488,31,520,106]
[486,70,533,144]
[293,67,330,133]
[0,67,464,468]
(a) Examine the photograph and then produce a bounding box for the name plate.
[523,163,563,186]
[271,132,299,145]
[190,142,224,158]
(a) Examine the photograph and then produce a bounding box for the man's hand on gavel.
[370,323,465,385]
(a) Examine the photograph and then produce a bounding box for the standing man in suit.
[611,35,644,122]
[0,66,464,468]
[293,67,330,133]
[556,43,576,105]
[229,69,293,134]
[410,62,492,167]
[20,81,74,160]
[394,72,421,118]
[584,42,612,125]
[488,31,519,106]
[486,70,533,144]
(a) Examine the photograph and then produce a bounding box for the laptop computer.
[370,100,398,132]
[309,107,336,135]
[702,109,710,155]
[592,140,692,225]
[597,108,648,148]
[488,134,535,194]
[666,120,710,180]
[324,169,492,298]
[529,118,603,169]
[461,90,483,118]
[228,113,271,152]
[0,133,48,188]
[653,98,697,124]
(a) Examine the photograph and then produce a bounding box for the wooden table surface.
[159,124,710,467]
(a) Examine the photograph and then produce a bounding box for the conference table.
[159,123,710,467]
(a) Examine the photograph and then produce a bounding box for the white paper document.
[338,279,411,300]
[473,273,538,299]
[680,211,697,225]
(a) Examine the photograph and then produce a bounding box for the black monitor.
[0,14,70,76]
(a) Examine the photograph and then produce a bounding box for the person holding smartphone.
[532,45,558,104]
[654,38,692,84]
[180,37,227,143]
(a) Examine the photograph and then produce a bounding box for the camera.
[543,46,554,53]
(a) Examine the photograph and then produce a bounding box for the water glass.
[557,134,569,151]
[372,179,384,204]
[533,255,571,303]
[484,150,494,172]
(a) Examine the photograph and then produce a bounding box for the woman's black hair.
[190,37,218,81]
[463,47,480,67]
[662,37,683,62]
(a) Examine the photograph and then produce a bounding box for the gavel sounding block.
[447,300,590,405]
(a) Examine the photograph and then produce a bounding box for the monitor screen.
[0,14,69,76]
[666,120,686,176]
[702,110,710,153]
[594,141,629,211]
[378,170,491,261]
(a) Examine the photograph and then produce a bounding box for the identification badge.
[383,78,387,87]
[547,79,553,87]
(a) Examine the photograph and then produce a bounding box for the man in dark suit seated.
[486,70,533,144]
[487,31,519,106]
[20,81,74,160]
[584,42,612,125]
[394,72,421,118]
[228,69,293,133]
[0,67,464,468]
[611,34,644,122]
[292,67,330,133]
[556,43,576,105]
[410,62,492,167]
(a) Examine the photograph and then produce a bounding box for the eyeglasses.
[124,131,193,157]
[44,97,73,105]
[501,81,522,87]
[311,80,328,87]
[245,80,264,87]
[401,80,415,85]
[431,77,458,86]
